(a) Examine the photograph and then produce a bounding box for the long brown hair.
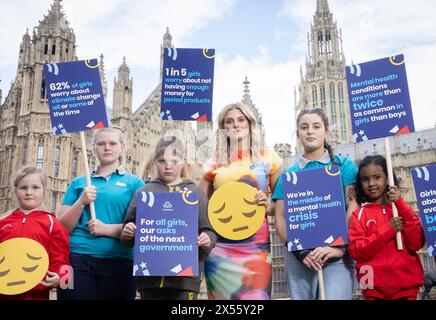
[296,108,339,165]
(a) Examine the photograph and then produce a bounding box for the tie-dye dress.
[204,149,282,300]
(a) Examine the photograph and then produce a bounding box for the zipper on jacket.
[160,276,165,288]
[382,207,386,215]
[22,217,27,224]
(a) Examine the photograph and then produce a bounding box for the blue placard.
[411,164,436,256]
[133,192,199,276]
[282,166,348,251]
[346,54,415,142]
[44,59,108,134]
[161,48,215,122]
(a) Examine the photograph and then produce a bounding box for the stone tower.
[111,57,133,130]
[0,0,80,211]
[295,0,352,147]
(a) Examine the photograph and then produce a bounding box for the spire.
[119,56,130,73]
[316,0,330,15]
[38,0,69,31]
[242,75,253,105]
[99,54,107,97]
[163,27,173,48]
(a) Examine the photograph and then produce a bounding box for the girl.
[273,108,358,300]
[348,155,425,300]
[0,165,70,300]
[120,135,216,300]
[57,127,144,300]
[200,102,282,300]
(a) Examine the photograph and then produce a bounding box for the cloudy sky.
[1,0,435,148]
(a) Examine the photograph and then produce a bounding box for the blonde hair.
[13,165,47,190]
[92,126,126,164]
[215,102,263,164]
[12,165,47,208]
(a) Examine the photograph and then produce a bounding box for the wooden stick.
[384,137,403,250]
[318,269,326,300]
[80,131,96,220]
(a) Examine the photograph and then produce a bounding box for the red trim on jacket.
[348,198,425,299]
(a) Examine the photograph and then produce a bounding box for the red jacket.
[348,198,425,299]
[0,209,70,300]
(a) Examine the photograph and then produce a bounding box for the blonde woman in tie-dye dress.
[199,102,282,300]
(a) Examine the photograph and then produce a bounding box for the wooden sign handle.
[80,131,96,220]
[318,269,326,300]
[384,137,403,250]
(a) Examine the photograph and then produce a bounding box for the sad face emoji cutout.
[208,182,265,240]
[0,238,49,295]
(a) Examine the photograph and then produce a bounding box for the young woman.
[121,135,216,300]
[200,102,282,300]
[57,127,144,300]
[0,165,70,300]
[348,155,425,300]
[273,108,359,300]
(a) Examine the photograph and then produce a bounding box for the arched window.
[325,31,332,54]
[36,141,44,168]
[317,31,323,54]
[72,157,78,178]
[330,82,337,129]
[338,83,347,140]
[44,43,48,55]
[40,78,47,99]
[320,83,326,110]
[52,44,56,55]
[54,144,60,177]
[22,143,28,165]
[312,85,318,108]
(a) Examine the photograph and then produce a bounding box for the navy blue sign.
[346,54,415,142]
[411,164,436,256]
[44,59,108,134]
[133,191,199,276]
[282,166,348,251]
[161,48,215,122]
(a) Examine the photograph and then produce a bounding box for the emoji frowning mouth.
[7,280,26,287]
[233,226,249,232]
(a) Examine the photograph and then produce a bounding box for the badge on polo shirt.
[116,182,126,187]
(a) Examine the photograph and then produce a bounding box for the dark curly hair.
[355,155,399,204]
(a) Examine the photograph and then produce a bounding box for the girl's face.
[360,163,389,203]
[94,131,124,167]
[155,153,184,185]
[297,113,328,153]
[16,173,45,211]
[223,108,250,142]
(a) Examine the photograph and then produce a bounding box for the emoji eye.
[0,256,5,264]
[242,210,257,218]
[218,216,232,223]
[22,265,39,273]
[0,269,10,277]
[243,198,256,205]
[27,253,42,261]
[213,203,226,214]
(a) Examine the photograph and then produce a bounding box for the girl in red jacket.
[348,155,425,300]
[0,165,70,300]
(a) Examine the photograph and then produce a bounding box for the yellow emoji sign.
[0,238,49,295]
[208,182,265,240]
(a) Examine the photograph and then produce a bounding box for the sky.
[1,0,436,149]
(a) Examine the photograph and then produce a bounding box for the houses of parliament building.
[0,0,435,299]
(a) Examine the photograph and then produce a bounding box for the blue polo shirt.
[272,152,358,201]
[62,167,144,260]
